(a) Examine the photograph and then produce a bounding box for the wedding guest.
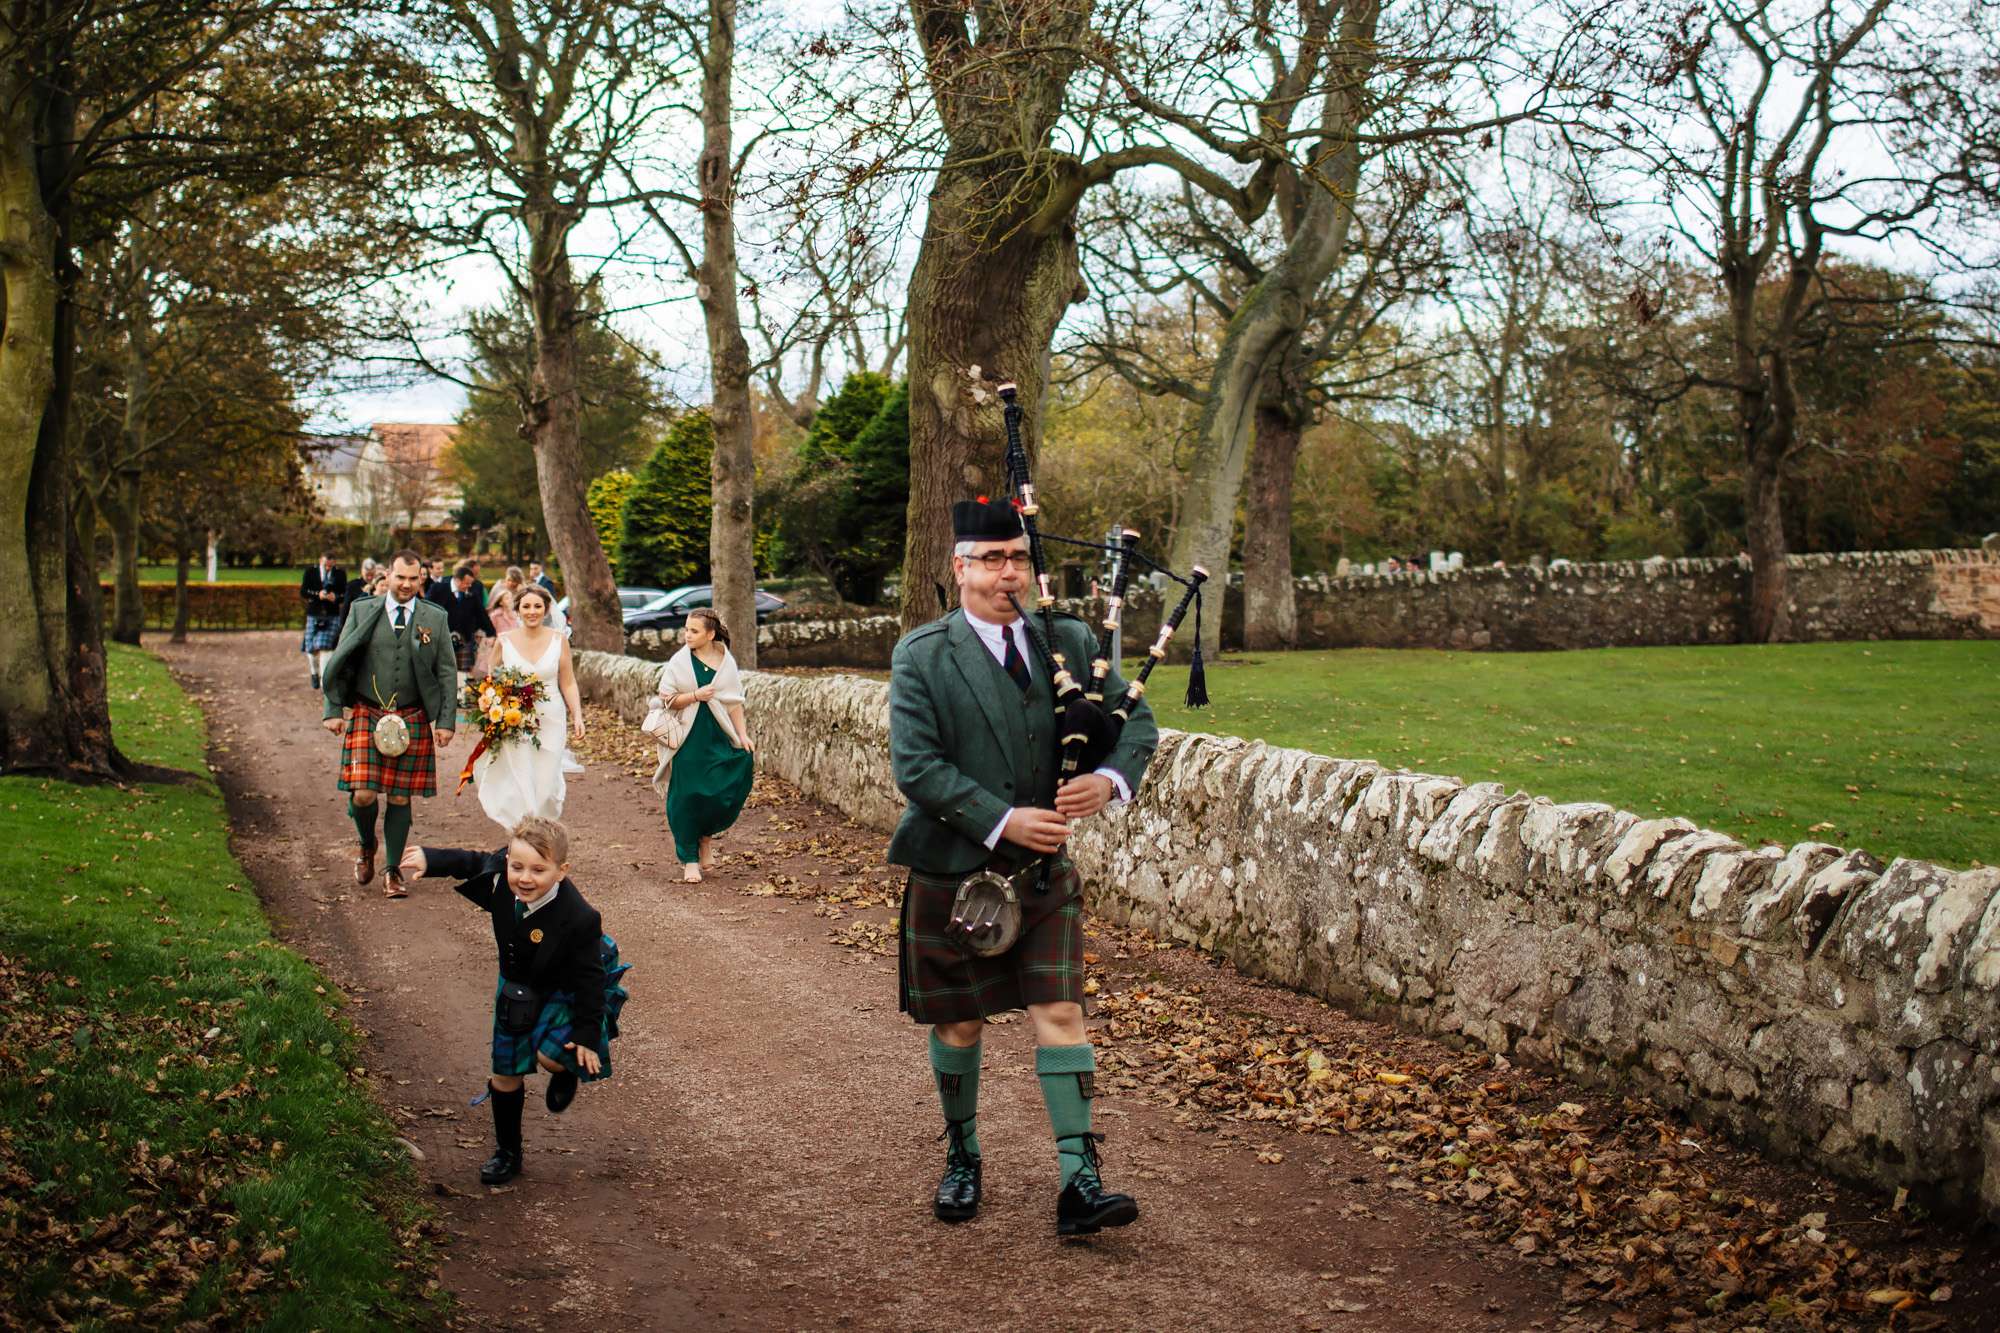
[431,562,497,678]
[474,568,524,677]
[399,816,629,1186]
[299,550,346,690]
[655,609,753,883]
[528,560,557,595]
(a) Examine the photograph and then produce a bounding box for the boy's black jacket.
[422,847,606,1049]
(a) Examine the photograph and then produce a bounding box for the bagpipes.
[993,380,1209,785]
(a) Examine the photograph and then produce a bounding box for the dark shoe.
[932,1119,981,1223]
[1055,1133,1138,1236]
[479,1149,522,1186]
[353,845,376,887]
[546,1070,579,1114]
[310,671,321,690]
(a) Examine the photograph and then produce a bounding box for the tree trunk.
[526,235,621,653]
[171,542,191,643]
[698,0,757,667]
[0,47,63,770]
[109,463,143,644]
[1242,396,1301,651]
[899,163,1085,631]
[1167,0,1376,661]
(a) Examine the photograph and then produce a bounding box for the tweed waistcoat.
[365,600,421,709]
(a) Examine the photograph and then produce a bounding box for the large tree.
[389,0,700,651]
[1574,0,2000,640]
[0,0,418,775]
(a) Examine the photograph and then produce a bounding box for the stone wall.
[698,549,1999,666]
[577,647,2000,1219]
[625,615,902,669]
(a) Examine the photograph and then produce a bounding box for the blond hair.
[509,815,570,866]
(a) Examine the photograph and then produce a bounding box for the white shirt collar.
[961,608,1030,672]
[521,883,561,916]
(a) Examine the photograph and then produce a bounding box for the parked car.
[623,584,785,633]
[554,586,671,626]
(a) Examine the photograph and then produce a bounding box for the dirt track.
[157,633,1994,1332]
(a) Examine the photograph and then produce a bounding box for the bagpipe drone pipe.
[993,381,1210,788]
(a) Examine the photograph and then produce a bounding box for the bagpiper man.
[321,549,457,898]
[889,497,1158,1235]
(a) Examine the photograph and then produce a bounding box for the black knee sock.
[490,1081,524,1155]
[349,798,379,851]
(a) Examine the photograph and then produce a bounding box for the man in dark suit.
[889,497,1157,1236]
[430,561,497,676]
[528,560,557,595]
[299,551,347,689]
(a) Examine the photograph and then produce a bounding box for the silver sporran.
[371,710,411,757]
[948,868,1022,957]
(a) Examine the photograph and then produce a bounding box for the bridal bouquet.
[455,665,543,793]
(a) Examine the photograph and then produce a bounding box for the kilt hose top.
[886,609,1158,1022]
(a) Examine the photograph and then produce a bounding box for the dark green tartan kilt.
[898,868,1084,1023]
[490,978,618,1080]
[336,703,437,798]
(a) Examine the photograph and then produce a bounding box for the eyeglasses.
[967,551,1033,572]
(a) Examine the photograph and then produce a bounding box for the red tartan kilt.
[338,703,438,797]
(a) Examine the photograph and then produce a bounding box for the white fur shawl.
[649,645,746,790]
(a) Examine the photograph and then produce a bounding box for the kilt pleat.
[489,973,626,1080]
[898,870,1084,1023]
[337,703,438,797]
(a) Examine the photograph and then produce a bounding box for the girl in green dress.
[661,609,755,882]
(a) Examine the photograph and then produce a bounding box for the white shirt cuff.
[983,808,1013,850]
[1092,768,1132,806]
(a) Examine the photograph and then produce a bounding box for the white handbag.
[641,694,692,751]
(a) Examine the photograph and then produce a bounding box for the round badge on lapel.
[529,928,544,943]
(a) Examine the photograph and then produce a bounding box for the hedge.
[101,582,308,631]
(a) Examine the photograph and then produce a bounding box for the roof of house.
[372,422,456,463]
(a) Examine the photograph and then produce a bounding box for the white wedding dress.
[475,632,567,829]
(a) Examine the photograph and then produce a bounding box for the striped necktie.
[1002,624,1031,693]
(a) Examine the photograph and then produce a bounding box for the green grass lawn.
[1133,641,1997,868]
[116,565,303,585]
[0,646,444,1327]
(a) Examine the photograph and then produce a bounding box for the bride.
[474,583,585,829]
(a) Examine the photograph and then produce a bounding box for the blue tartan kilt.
[489,935,632,1080]
[301,615,342,652]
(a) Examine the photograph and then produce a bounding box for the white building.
[303,423,458,531]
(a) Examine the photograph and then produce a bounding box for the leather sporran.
[371,710,411,757]
[497,980,542,1035]
[946,854,1081,958]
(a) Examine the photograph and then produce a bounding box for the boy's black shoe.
[932,1119,981,1222]
[310,671,320,690]
[479,1149,522,1186]
[546,1070,579,1114]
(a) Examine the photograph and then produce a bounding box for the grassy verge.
[0,645,444,1328]
[1133,641,1996,868]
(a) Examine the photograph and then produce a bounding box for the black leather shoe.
[933,1119,981,1223]
[1056,1133,1138,1236]
[479,1149,522,1186]
[546,1070,579,1114]
[310,671,320,690]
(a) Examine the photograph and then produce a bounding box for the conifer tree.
[618,413,713,589]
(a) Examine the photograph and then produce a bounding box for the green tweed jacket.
[321,594,458,726]
[887,608,1158,876]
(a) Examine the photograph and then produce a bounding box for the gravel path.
[155,633,1994,1332]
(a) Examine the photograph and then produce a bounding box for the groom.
[322,550,457,897]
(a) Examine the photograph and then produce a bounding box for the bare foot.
[682,864,702,884]
[699,836,716,870]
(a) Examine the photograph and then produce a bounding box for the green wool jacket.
[887,608,1158,876]
[321,594,458,726]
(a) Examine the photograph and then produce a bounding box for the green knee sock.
[349,798,379,851]
[382,802,413,872]
[929,1032,982,1157]
[1036,1043,1098,1188]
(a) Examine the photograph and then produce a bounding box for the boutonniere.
[416,625,433,646]
[528,928,544,944]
